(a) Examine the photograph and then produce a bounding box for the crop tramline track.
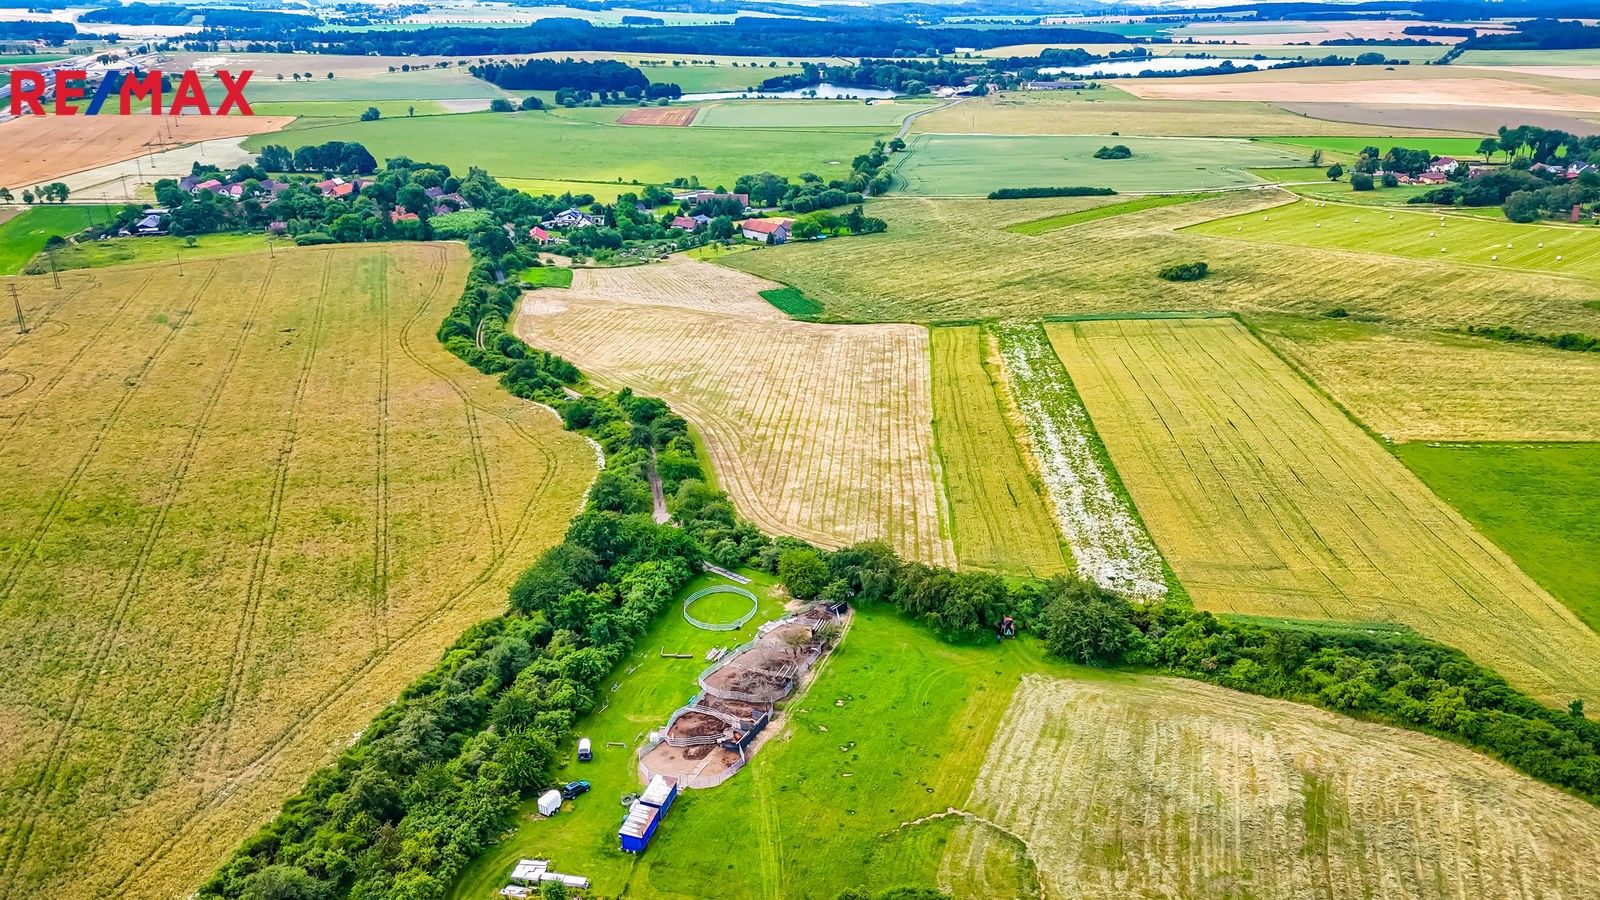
[113,247,583,897]
[0,276,96,365]
[372,253,393,649]
[204,254,333,778]
[0,265,222,900]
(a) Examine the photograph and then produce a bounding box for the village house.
[670,215,698,232]
[528,225,557,246]
[674,190,750,209]
[1415,171,1448,185]
[739,217,792,244]
[544,208,597,229]
[1427,156,1459,174]
[390,210,419,224]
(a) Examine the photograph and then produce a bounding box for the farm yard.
[1048,316,1600,705]
[928,326,1066,577]
[969,674,1600,900]
[891,133,1307,195]
[725,194,1600,334]
[0,245,594,900]
[515,290,954,565]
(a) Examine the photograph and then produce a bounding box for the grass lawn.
[0,205,118,275]
[1260,135,1492,162]
[1395,442,1600,635]
[757,286,823,318]
[892,133,1306,196]
[519,265,573,288]
[1185,198,1600,281]
[31,232,277,273]
[445,569,791,900]
[1282,178,1445,206]
[1005,193,1208,235]
[244,111,888,188]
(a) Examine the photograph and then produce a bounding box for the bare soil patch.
[618,106,699,126]
[565,255,785,319]
[0,114,292,186]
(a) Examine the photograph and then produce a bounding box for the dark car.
[561,780,592,800]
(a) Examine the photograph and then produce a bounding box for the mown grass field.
[970,673,1600,899]
[893,133,1305,195]
[693,99,933,129]
[1456,48,1600,66]
[0,206,118,275]
[1047,316,1600,706]
[499,177,640,203]
[721,194,1600,335]
[245,69,504,101]
[26,232,275,274]
[1255,315,1600,443]
[1397,443,1600,636]
[1004,193,1208,235]
[0,244,595,900]
[243,111,888,188]
[250,99,451,119]
[516,289,953,565]
[1188,198,1600,282]
[1259,135,1492,160]
[928,326,1066,576]
[448,569,790,900]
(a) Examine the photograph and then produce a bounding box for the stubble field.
[928,326,1066,576]
[0,244,595,899]
[516,292,954,565]
[0,114,294,187]
[968,674,1600,900]
[1046,317,1600,705]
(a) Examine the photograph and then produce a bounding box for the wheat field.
[0,244,595,900]
[963,673,1600,900]
[517,293,954,565]
[1047,317,1600,705]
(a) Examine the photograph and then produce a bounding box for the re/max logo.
[8,68,254,116]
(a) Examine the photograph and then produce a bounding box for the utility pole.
[47,249,60,289]
[10,285,26,334]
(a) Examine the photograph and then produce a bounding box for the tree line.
[467,58,679,98]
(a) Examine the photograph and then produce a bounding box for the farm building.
[619,775,679,853]
[740,218,792,244]
[545,207,597,229]
[670,215,698,231]
[529,225,556,245]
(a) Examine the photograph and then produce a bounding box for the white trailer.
[537,789,562,817]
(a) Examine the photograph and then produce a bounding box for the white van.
[577,737,592,762]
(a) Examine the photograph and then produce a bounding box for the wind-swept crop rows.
[1049,316,1600,705]
[517,293,955,565]
[928,325,1066,576]
[965,674,1600,900]
[991,321,1166,597]
[0,245,594,900]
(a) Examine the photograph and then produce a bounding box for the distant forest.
[469,58,681,97]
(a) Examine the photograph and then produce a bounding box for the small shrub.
[1350,172,1374,191]
[293,231,334,246]
[1158,261,1208,282]
[1093,144,1132,160]
[1323,307,1350,318]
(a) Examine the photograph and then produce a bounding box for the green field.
[693,99,932,129]
[518,265,574,288]
[500,177,640,203]
[250,99,450,119]
[245,111,889,188]
[1396,442,1600,634]
[26,232,278,274]
[1260,135,1493,162]
[1269,173,1448,206]
[1005,193,1207,235]
[1187,199,1600,281]
[1455,48,1600,66]
[757,286,823,317]
[892,133,1307,196]
[929,325,1067,576]
[0,206,119,275]
[246,70,504,101]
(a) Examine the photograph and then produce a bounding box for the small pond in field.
[677,83,898,102]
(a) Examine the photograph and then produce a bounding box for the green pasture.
[500,177,641,203]
[1397,442,1600,635]
[1182,44,1450,63]
[1187,200,1600,280]
[25,232,276,274]
[0,206,117,275]
[1005,193,1208,235]
[893,133,1306,196]
[0,53,68,65]
[518,265,574,288]
[246,69,504,101]
[1255,171,1448,206]
[1455,49,1600,66]
[1259,136,1493,163]
[245,111,891,188]
[450,606,1069,899]
[445,569,789,900]
[693,99,932,129]
[250,99,450,119]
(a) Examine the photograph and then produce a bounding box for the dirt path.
[648,448,669,524]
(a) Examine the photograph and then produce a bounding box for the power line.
[10,285,27,334]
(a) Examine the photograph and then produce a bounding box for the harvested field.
[1048,317,1600,705]
[0,244,594,900]
[1256,316,1600,443]
[1273,101,1600,136]
[617,105,699,126]
[722,195,1600,335]
[0,114,293,187]
[565,255,786,319]
[1122,77,1600,113]
[928,326,1066,576]
[966,673,1600,900]
[516,293,953,565]
[908,88,1471,138]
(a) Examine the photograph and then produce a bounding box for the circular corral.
[683,584,758,631]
